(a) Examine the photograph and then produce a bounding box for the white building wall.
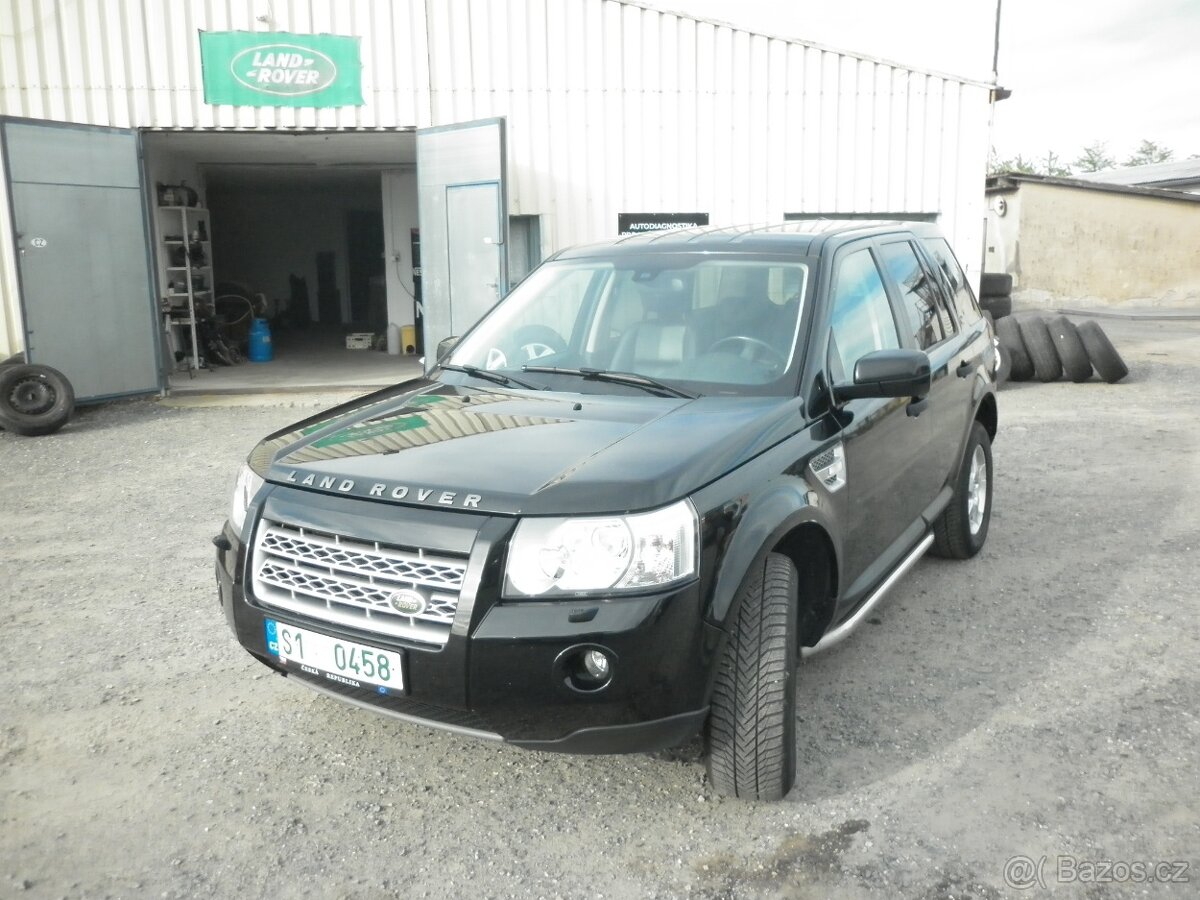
[0,0,992,357]
[423,0,992,286]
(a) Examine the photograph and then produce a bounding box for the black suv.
[216,221,997,801]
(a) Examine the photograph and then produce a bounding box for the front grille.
[252,519,468,646]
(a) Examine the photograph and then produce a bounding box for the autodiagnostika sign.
[200,31,363,108]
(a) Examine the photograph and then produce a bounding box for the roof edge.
[617,1,995,89]
[986,172,1200,204]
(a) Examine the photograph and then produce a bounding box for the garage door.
[416,118,508,353]
[2,118,161,401]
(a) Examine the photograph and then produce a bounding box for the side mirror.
[833,349,932,402]
[436,335,459,361]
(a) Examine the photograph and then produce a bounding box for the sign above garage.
[199,31,363,107]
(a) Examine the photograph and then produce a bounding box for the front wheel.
[706,552,798,801]
[931,421,993,559]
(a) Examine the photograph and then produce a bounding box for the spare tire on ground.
[980,273,1013,296]
[1018,317,1063,383]
[1077,320,1129,384]
[996,317,1034,382]
[980,294,1012,319]
[1046,315,1093,383]
[0,363,75,436]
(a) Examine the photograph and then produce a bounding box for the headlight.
[504,500,698,598]
[229,464,265,534]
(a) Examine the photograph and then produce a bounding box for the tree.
[987,148,1069,177]
[1040,151,1072,177]
[1074,141,1116,173]
[1124,139,1174,167]
[988,148,1040,176]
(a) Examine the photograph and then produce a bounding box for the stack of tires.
[979,273,1014,321]
[994,315,1129,386]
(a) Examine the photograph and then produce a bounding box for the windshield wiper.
[438,363,544,391]
[522,366,697,399]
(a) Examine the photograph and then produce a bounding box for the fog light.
[582,649,610,680]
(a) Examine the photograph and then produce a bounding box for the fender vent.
[809,442,846,492]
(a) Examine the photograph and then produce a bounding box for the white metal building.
[0,0,994,401]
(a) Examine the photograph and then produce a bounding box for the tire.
[980,294,1012,319]
[0,363,75,436]
[931,421,993,559]
[1046,316,1093,382]
[980,273,1013,296]
[995,344,1012,386]
[1077,321,1129,384]
[1018,317,1062,382]
[706,552,798,802]
[996,317,1034,381]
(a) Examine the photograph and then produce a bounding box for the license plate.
[264,620,404,694]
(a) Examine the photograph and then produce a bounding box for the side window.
[923,237,981,325]
[879,241,943,349]
[829,248,900,379]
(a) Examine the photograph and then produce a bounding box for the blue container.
[248,318,273,363]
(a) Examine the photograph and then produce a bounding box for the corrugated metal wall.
[0,0,429,128]
[0,0,992,357]
[423,0,991,276]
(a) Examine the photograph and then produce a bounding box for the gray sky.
[652,0,1200,167]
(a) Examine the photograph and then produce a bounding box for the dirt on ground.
[2,315,1198,899]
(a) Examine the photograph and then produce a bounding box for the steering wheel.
[708,335,787,371]
[514,325,568,361]
[486,326,568,370]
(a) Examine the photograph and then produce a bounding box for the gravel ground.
[2,317,1198,899]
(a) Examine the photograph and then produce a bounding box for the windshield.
[445,254,810,396]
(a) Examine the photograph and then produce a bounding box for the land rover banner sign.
[200,31,362,107]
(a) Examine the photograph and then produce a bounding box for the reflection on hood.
[278,392,566,465]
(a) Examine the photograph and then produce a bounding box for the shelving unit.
[155,205,212,373]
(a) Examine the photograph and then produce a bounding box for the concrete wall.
[995,182,1200,306]
[207,181,382,323]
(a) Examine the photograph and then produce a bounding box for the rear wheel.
[931,421,993,559]
[706,552,798,801]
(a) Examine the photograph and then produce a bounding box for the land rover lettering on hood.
[216,221,998,801]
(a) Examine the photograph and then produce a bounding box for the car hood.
[252,380,802,516]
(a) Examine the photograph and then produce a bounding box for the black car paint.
[217,221,997,752]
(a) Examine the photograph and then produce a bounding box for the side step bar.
[801,532,935,658]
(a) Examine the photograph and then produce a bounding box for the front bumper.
[215,494,720,754]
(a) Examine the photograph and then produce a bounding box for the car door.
[877,237,970,502]
[824,242,931,603]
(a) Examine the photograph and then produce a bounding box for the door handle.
[906,396,928,417]
[956,359,975,378]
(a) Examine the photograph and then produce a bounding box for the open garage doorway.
[140,130,422,393]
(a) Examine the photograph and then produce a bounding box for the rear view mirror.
[436,335,460,361]
[833,349,931,402]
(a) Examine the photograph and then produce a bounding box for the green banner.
[200,31,363,108]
